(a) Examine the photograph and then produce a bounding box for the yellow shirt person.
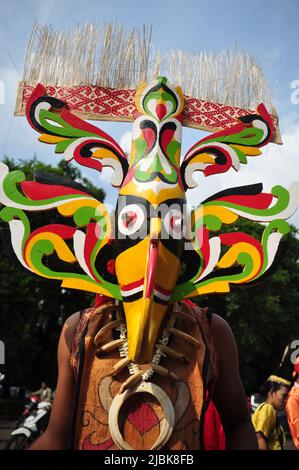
[252,402,285,450]
[252,375,290,450]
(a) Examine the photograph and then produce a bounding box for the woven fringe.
[166,48,274,110]
[23,22,158,89]
[23,23,274,111]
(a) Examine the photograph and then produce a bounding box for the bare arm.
[29,312,80,450]
[29,389,42,396]
[256,432,269,450]
[211,314,258,450]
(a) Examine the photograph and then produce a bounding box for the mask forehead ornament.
[115,77,185,362]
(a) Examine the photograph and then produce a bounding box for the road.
[0,418,17,450]
[0,416,297,450]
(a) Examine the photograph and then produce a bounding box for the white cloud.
[0,67,35,157]
[119,130,132,156]
[96,166,115,184]
[0,67,19,106]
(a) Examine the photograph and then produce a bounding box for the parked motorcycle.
[5,398,51,450]
[0,373,5,398]
[14,394,40,429]
[250,392,264,413]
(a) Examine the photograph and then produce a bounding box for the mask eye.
[164,209,183,239]
[122,211,137,228]
[118,204,145,236]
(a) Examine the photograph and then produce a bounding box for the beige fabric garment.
[70,300,217,450]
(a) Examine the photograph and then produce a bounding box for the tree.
[198,219,299,394]
[0,156,105,390]
[1,158,298,395]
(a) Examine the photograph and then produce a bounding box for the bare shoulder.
[61,311,81,352]
[65,310,81,328]
[210,313,234,337]
[210,313,238,367]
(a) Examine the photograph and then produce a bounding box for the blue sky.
[0,0,299,225]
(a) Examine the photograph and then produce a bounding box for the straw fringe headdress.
[15,22,281,142]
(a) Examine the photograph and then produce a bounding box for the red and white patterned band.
[15,82,281,144]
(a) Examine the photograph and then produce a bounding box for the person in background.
[29,381,52,402]
[252,375,290,450]
[286,358,299,449]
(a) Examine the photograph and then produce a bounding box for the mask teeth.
[113,308,128,358]
[118,325,127,340]
[142,369,154,381]
[115,309,127,338]
[128,363,140,375]
[118,340,128,358]
[113,305,179,383]
[142,312,177,381]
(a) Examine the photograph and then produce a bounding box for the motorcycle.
[14,394,40,429]
[0,373,5,398]
[5,397,51,450]
[250,392,264,413]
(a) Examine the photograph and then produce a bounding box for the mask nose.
[145,217,161,299]
[150,216,161,240]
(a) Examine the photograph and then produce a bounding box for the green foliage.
[0,156,105,389]
[198,219,299,394]
[0,159,298,397]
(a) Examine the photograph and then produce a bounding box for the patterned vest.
[70,300,217,450]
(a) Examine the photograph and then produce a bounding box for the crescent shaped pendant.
[108,381,175,450]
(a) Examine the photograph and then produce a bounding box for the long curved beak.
[116,217,181,364]
[126,217,163,363]
[145,217,160,300]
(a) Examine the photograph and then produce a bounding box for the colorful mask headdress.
[1,24,298,448]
